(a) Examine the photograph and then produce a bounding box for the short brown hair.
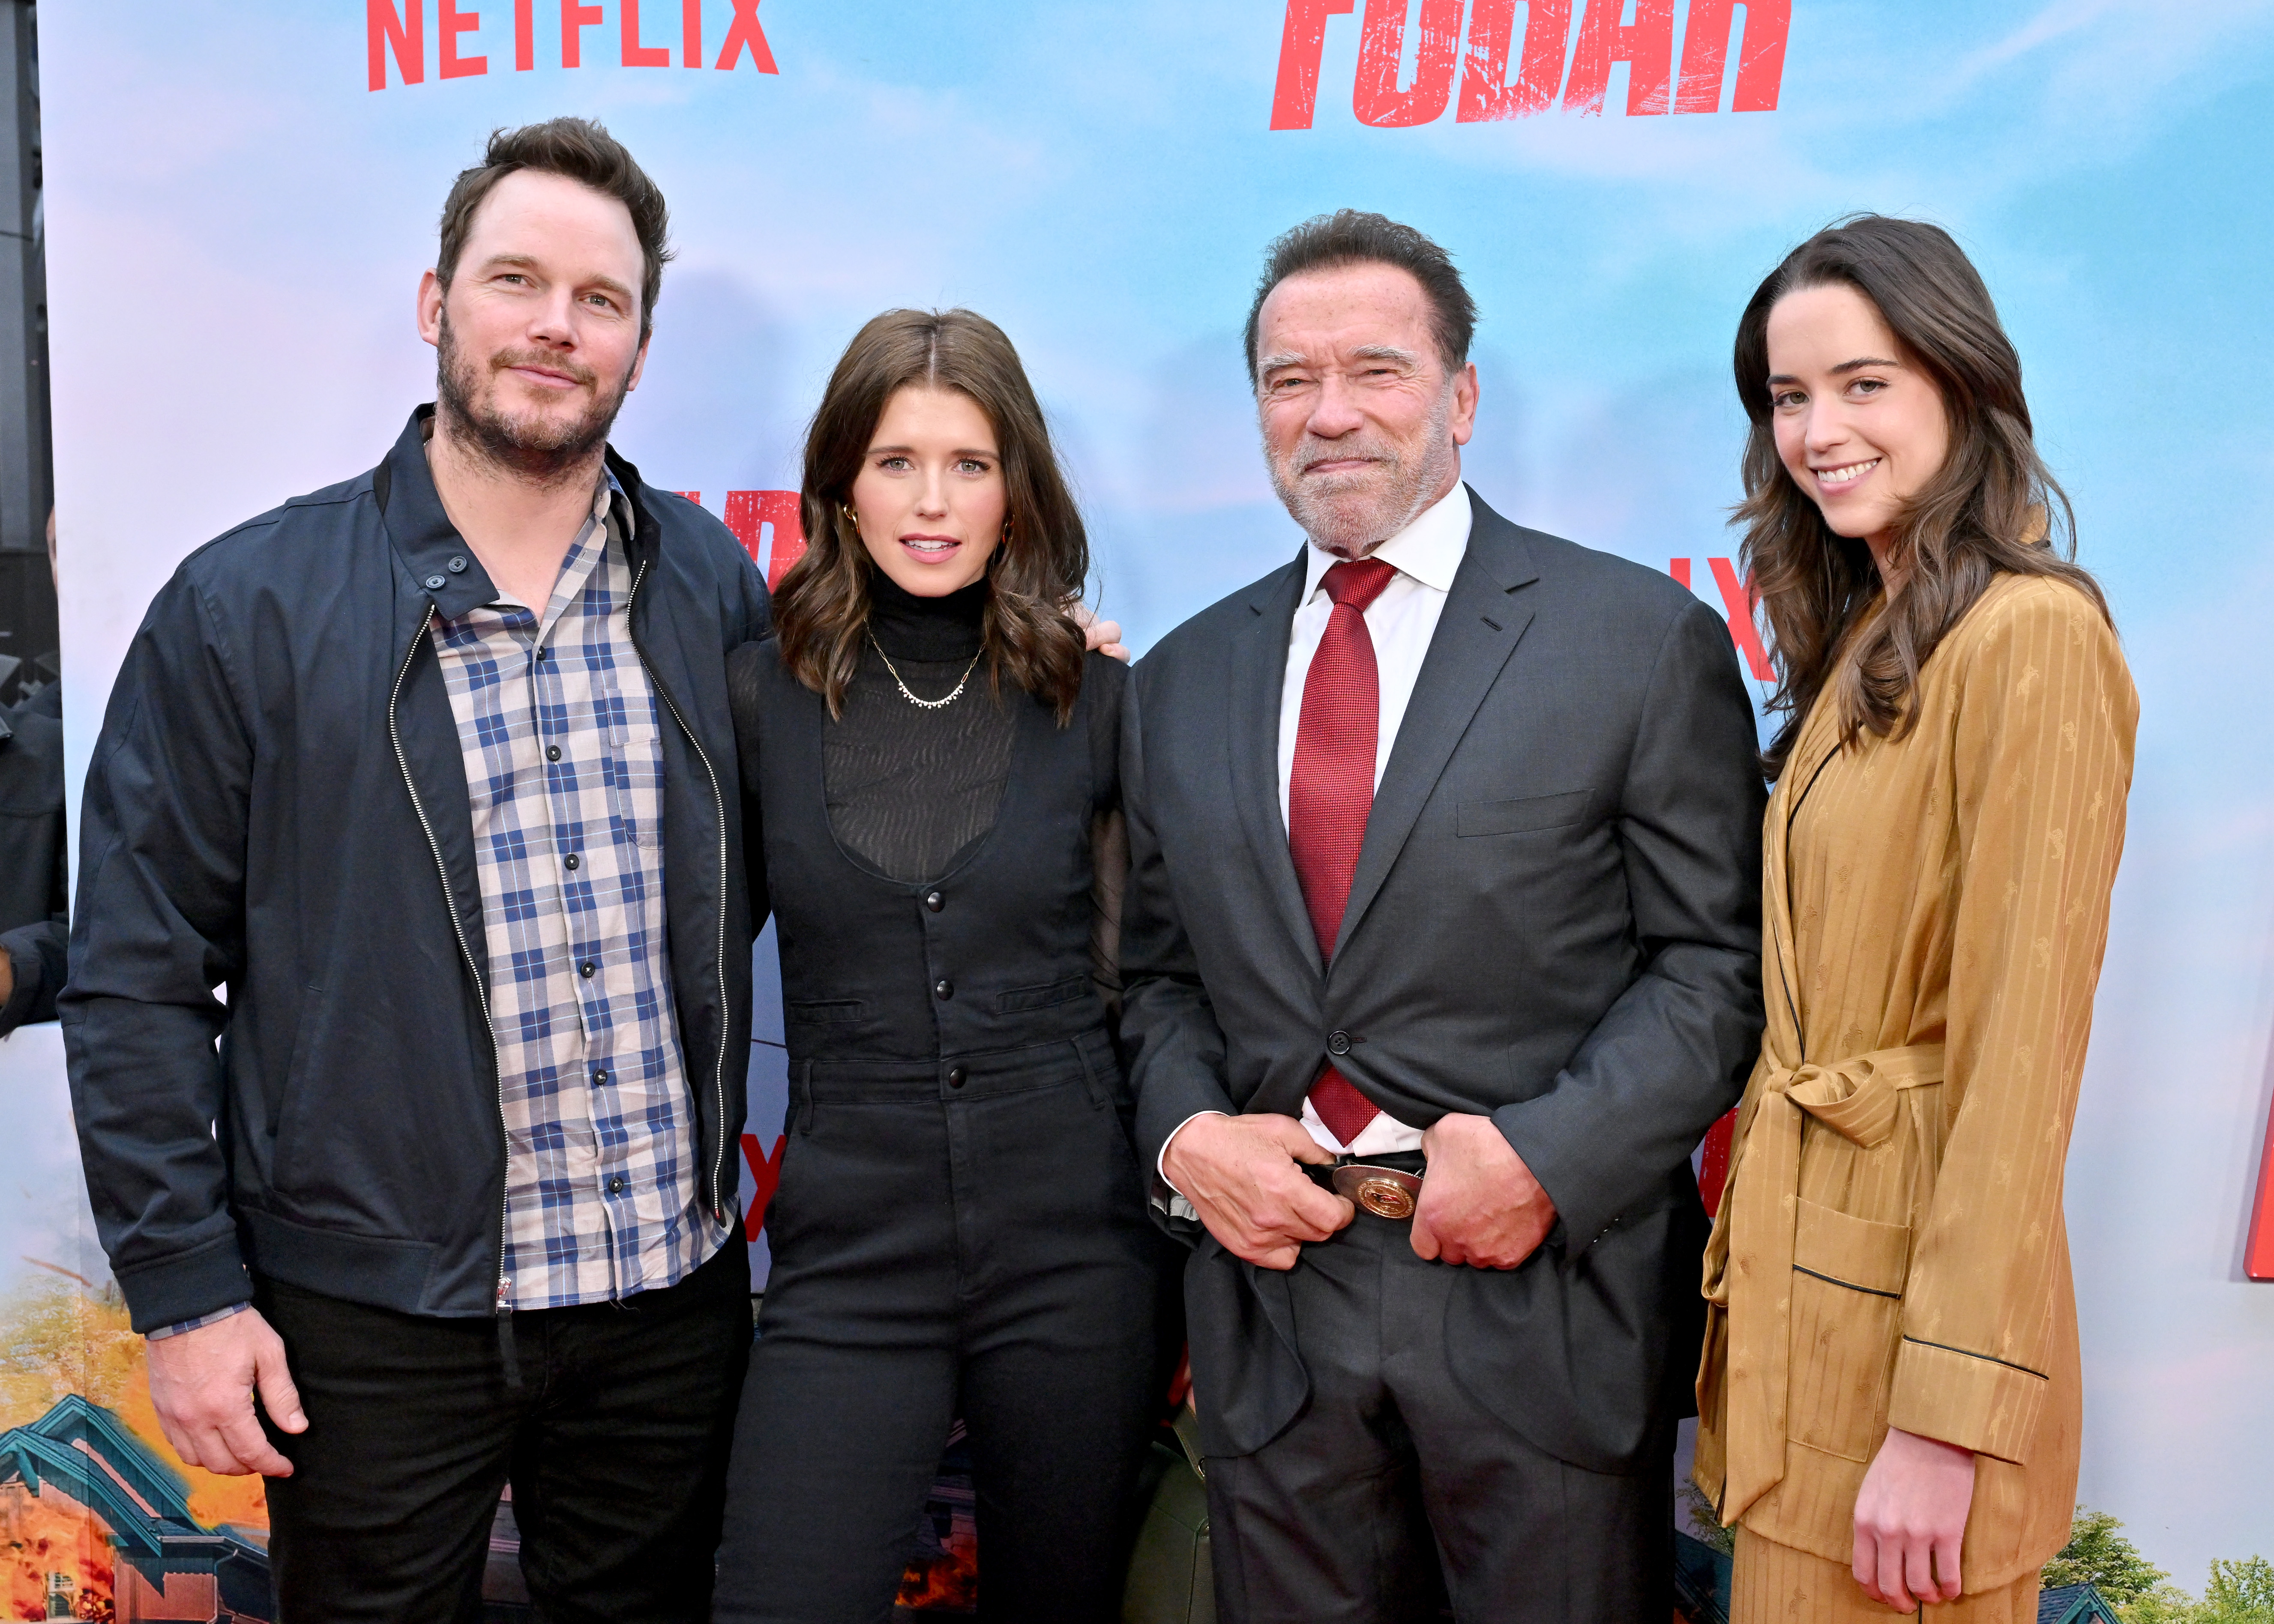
[775,309,1092,724]
[437,118,672,341]
[1244,210,1477,386]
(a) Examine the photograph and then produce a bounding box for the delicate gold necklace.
[869,634,983,711]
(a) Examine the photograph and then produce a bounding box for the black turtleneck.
[824,573,1017,883]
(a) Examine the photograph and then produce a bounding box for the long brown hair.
[773,308,1091,723]
[1733,215,2109,778]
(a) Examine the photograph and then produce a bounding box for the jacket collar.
[373,406,656,619]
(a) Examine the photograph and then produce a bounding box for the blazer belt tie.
[1709,1042,1945,1526]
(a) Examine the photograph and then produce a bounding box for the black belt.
[1305,1150,1428,1220]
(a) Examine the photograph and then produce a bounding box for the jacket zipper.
[623,556,736,1225]
[389,606,513,1316]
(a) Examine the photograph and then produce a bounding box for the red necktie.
[1287,556,1397,1146]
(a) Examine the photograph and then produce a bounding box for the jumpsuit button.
[947,1066,968,1090]
[934,979,954,1001]
[923,889,945,913]
[1328,1030,1352,1056]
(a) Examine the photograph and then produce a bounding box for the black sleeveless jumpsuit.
[713,592,1166,1624]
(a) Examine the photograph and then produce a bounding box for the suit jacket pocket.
[997,975,1092,1014]
[1456,789,1591,837]
[786,999,865,1024]
[1788,1197,1911,1463]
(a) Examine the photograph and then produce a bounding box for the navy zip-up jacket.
[62,408,770,1333]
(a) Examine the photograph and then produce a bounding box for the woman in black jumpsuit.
[713,309,1166,1623]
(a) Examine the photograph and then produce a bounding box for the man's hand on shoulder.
[1072,603,1130,664]
[1162,1113,1354,1270]
[1411,1113,1557,1270]
[145,1308,308,1477]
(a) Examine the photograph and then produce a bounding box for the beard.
[1266,383,1459,559]
[434,311,635,487]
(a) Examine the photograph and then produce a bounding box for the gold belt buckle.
[1331,1163,1424,1220]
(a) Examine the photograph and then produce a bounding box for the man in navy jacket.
[64,120,768,1619]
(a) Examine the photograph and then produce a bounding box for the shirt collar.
[1301,479,1472,602]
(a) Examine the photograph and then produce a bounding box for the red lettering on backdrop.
[1708,556,1776,679]
[722,491,807,588]
[1353,0,1464,128]
[622,0,670,66]
[683,0,704,66]
[1668,557,1692,590]
[561,0,603,68]
[368,0,424,90]
[440,0,486,78]
[716,0,779,73]
[1697,1109,1736,1216]
[741,1132,786,1241]
[1675,0,1790,113]
[1269,0,1357,131]
[515,0,534,70]
[1563,0,1675,115]
[1456,0,1571,123]
[2248,1099,2274,1280]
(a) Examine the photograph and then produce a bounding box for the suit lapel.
[1333,494,1539,962]
[1229,551,1323,977]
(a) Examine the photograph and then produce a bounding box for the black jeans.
[257,1232,753,1623]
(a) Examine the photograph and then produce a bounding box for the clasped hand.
[1161,1110,1557,1272]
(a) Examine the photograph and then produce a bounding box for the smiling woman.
[1695,216,2139,1624]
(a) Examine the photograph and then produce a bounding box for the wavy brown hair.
[1734,215,2109,778]
[774,308,1092,723]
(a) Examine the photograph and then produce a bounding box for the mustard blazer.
[1693,574,2138,1589]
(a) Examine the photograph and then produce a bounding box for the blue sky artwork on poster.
[23,0,2274,1591]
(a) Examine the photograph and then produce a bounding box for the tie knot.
[1321,556,1397,613]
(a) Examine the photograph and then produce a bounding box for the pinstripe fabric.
[1696,574,2137,1591]
[430,478,723,1312]
[1730,1528,2042,1622]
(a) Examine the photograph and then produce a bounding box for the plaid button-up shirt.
[429,476,723,1311]
[150,474,721,1340]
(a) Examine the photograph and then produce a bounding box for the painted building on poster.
[0,1397,270,1622]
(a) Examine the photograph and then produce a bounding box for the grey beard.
[435,317,633,488]
[1268,389,1458,559]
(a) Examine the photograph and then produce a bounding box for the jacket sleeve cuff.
[1885,1334,2048,1465]
[0,924,58,1034]
[115,1232,257,1336]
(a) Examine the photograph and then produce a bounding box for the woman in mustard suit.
[1694,215,2137,1620]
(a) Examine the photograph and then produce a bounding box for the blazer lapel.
[1229,551,1323,978]
[1333,494,1539,963]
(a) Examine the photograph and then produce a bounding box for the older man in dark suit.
[1118,211,1766,1623]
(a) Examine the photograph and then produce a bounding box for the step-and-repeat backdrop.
[7,1,2271,1613]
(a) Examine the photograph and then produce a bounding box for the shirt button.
[564,853,581,870]
[448,555,469,573]
[1328,1030,1352,1056]
[580,961,597,978]
[593,1068,609,1086]
[607,1175,626,1194]
[934,978,954,1001]
[547,745,562,762]
[923,890,945,913]
[947,1065,968,1089]
[536,648,549,662]
[423,574,446,590]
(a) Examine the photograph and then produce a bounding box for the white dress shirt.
[1160,482,1473,1191]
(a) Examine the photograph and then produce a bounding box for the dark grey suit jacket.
[1119,489,1765,1473]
